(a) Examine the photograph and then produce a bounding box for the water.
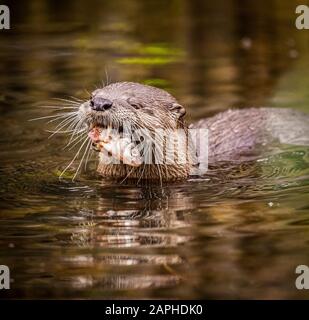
[0,0,309,299]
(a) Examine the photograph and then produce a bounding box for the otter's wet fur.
[75,82,309,182]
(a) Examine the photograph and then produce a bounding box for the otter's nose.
[90,97,113,111]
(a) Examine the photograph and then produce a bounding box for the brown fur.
[78,82,309,182]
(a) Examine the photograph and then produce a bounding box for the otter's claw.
[91,142,101,152]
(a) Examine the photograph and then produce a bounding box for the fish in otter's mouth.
[88,126,143,167]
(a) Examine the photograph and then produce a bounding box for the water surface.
[0,0,309,299]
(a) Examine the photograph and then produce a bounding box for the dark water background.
[0,0,309,299]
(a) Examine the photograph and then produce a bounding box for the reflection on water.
[0,0,309,299]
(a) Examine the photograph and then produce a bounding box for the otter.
[74,82,309,182]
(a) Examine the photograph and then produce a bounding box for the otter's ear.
[169,103,186,118]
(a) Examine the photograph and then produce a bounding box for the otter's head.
[78,82,195,182]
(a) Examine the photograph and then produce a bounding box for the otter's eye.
[128,98,142,109]
[131,103,141,109]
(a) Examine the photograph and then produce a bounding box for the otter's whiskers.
[31,97,93,181]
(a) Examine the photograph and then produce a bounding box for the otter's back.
[191,108,309,162]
